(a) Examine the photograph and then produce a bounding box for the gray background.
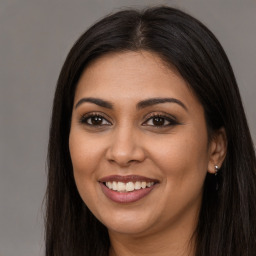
[1,0,255,255]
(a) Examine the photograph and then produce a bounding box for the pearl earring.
[214,165,219,191]
[214,165,219,176]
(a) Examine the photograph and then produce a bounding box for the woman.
[45,6,256,256]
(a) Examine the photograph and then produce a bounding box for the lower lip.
[100,183,155,203]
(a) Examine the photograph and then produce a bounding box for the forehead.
[74,51,199,111]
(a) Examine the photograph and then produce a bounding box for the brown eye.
[142,114,178,127]
[152,116,165,126]
[91,116,103,125]
[80,114,111,126]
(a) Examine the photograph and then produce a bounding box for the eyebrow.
[75,97,187,111]
[75,97,113,109]
[137,98,188,111]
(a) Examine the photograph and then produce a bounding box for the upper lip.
[99,175,159,183]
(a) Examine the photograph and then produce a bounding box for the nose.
[105,125,146,167]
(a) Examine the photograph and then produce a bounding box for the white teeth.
[135,181,141,190]
[146,182,154,187]
[112,181,117,191]
[117,182,126,191]
[105,181,155,192]
[126,182,135,191]
[106,181,112,189]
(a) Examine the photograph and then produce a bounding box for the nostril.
[105,144,146,166]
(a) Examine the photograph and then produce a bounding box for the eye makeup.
[142,112,180,128]
[79,112,112,127]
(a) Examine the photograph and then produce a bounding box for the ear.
[207,127,227,174]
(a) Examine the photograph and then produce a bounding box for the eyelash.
[142,113,178,127]
[79,112,179,128]
[79,112,111,126]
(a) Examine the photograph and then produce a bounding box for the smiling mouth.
[99,175,158,203]
[104,181,155,192]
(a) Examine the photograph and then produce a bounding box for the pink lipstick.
[99,175,158,203]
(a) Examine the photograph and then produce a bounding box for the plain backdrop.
[0,0,255,255]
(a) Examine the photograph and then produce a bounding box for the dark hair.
[45,6,256,256]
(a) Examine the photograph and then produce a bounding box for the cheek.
[150,128,209,187]
[69,129,103,203]
[69,128,104,174]
[147,131,209,220]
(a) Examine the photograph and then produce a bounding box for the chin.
[97,208,158,235]
[106,220,153,235]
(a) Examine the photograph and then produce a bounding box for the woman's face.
[69,51,216,236]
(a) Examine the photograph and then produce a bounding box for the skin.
[69,51,227,256]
